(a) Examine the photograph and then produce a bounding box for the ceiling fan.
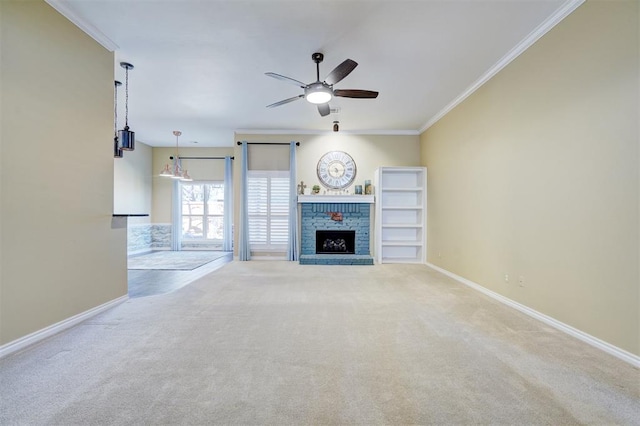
[265,52,379,117]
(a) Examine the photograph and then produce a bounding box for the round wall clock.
[316,151,357,189]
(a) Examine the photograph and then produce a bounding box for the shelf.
[376,166,426,264]
[381,187,423,192]
[381,257,424,264]
[381,241,422,246]
[381,206,422,210]
[380,168,422,174]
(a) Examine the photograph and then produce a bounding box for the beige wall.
[234,133,421,255]
[235,133,421,190]
[151,146,235,223]
[114,141,152,216]
[151,134,419,253]
[0,0,127,345]
[420,1,639,355]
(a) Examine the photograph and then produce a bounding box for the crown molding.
[235,129,420,136]
[44,0,119,52]
[419,0,585,134]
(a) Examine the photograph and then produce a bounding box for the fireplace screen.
[316,230,355,254]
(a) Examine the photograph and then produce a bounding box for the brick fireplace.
[298,195,374,265]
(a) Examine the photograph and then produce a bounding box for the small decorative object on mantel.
[297,181,307,195]
[312,185,321,194]
[365,180,372,195]
[354,185,363,195]
[327,212,343,221]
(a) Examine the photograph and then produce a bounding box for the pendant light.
[174,131,193,181]
[170,131,183,179]
[159,163,173,177]
[118,62,135,151]
[114,80,123,158]
[159,131,175,177]
[160,131,192,181]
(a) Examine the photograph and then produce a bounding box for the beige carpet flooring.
[1,261,638,425]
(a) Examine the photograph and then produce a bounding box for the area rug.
[127,251,230,270]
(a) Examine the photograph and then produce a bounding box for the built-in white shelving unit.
[375,167,427,264]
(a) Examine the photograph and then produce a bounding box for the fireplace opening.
[316,230,355,254]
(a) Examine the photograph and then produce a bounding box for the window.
[247,170,290,251]
[181,182,224,242]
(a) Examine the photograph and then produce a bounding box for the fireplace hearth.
[316,230,355,254]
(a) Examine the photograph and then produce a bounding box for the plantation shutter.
[269,175,290,246]
[246,144,290,252]
[247,173,268,246]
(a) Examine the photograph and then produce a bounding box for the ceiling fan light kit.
[305,82,332,104]
[266,52,378,117]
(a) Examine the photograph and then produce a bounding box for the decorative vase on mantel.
[312,185,321,195]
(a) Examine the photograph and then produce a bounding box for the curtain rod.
[170,156,234,160]
[236,141,300,146]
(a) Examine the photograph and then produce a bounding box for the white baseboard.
[0,295,128,359]
[426,263,640,368]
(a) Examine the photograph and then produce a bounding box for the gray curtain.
[238,142,250,261]
[223,156,233,252]
[287,142,298,261]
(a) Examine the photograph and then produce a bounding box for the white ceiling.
[49,0,576,147]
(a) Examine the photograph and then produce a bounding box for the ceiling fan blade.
[317,103,330,117]
[265,72,306,88]
[334,89,379,99]
[324,59,358,85]
[266,95,304,108]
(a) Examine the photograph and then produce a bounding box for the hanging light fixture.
[160,131,192,181]
[159,163,173,177]
[171,130,182,179]
[175,131,192,181]
[118,61,135,151]
[159,131,175,177]
[170,131,183,179]
[114,80,123,158]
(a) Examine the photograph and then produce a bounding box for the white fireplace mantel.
[298,195,375,204]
